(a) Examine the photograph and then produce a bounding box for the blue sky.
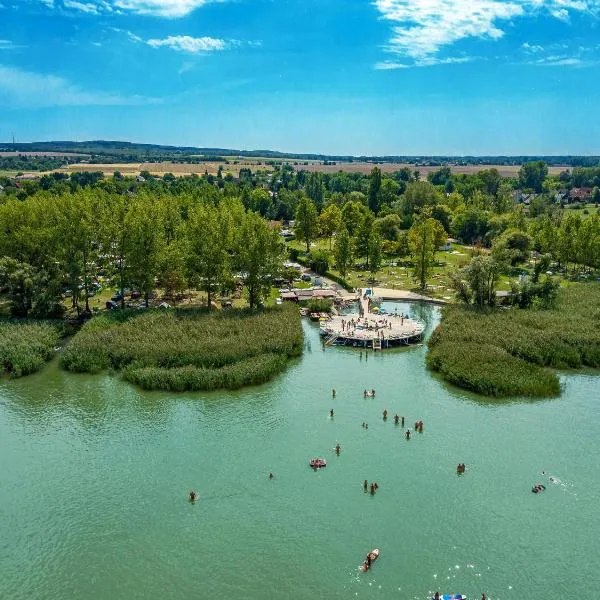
[1,0,600,154]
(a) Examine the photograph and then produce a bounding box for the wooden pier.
[320,289,425,349]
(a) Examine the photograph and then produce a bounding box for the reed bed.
[61,305,303,391]
[0,321,60,377]
[427,284,600,397]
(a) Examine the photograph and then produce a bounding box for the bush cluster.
[427,284,600,397]
[0,321,60,377]
[61,304,303,391]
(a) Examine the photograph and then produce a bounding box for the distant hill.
[0,140,598,167]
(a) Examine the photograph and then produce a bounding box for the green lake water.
[1,301,599,600]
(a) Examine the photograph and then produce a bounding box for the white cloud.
[114,0,216,17]
[527,55,583,65]
[375,56,472,68]
[54,0,220,17]
[63,0,99,13]
[375,0,600,61]
[147,35,227,53]
[522,42,545,52]
[374,60,410,69]
[0,64,158,107]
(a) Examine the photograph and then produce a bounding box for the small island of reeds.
[0,321,61,377]
[427,284,600,398]
[60,304,303,391]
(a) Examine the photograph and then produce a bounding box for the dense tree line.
[0,188,283,317]
[2,159,600,303]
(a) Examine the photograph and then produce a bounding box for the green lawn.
[563,203,600,219]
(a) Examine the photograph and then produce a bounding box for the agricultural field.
[60,304,303,391]
[299,162,568,177]
[39,161,569,179]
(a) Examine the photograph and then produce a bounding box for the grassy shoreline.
[61,305,303,391]
[426,283,600,397]
[0,320,61,377]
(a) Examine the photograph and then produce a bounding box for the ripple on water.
[0,307,599,600]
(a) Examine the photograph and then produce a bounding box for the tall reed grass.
[61,304,303,391]
[427,284,600,397]
[0,321,60,377]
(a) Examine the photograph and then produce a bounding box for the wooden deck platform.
[320,291,425,348]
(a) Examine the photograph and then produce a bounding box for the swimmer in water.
[383,409,388,421]
[189,491,197,502]
[335,443,341,455]
[363,479,368,490]
[405,429,411,440]
[394,414,399,425]
[268,472,274,479]
[370,483,375,495]
[332,388,336,398]
[330,409,334,418]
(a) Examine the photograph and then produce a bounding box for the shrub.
[301,298,333,312]
[0,321,60,377]
[61,304,303,391]
[427,284,600,397]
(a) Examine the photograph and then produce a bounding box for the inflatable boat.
[359,548,380,571]
[309,458,327,469]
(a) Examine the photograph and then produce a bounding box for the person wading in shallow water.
[330,409,334,418]
[335,443,341,455]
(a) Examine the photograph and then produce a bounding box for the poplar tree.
[295,195,318,253]
[408,216,446,289]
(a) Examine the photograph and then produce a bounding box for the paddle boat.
[309,458,326,469]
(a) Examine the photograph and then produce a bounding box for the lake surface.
[1,302,598,600]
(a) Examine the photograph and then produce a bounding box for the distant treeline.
[2,141,599,167]
[0,155,74,172]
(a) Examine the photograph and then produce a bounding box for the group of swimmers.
[363,480,379,495]
[362,550,378,571]
[531,483,546,493]
[363,389,376,398]
[414,420,424,432]
[393,414,405,426]
[456,463,466,474]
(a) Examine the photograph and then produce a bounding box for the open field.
[35,161,569,178]
[298,162,568,177]
[52,161,273,177]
